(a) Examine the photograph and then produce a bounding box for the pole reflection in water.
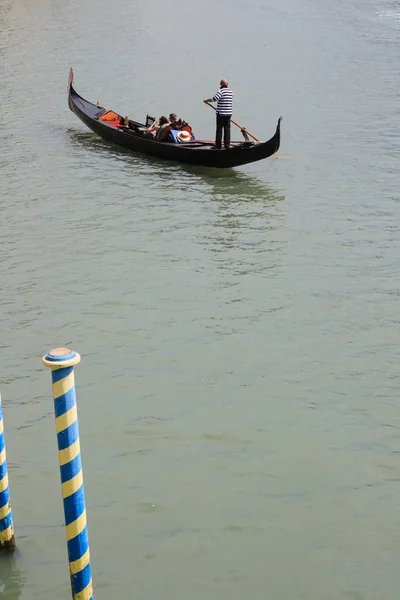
[0,553,25,600]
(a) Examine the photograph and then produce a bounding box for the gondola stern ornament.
[274,117,284,158]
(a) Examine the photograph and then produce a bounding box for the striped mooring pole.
[0,393,16,552]
[43,348,93,600]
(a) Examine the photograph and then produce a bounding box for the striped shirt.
[211,87,233,115]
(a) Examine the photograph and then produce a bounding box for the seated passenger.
[146,115,169,139]
[158,113,191,142]
[158,113,179,142]
[156,116,171,140]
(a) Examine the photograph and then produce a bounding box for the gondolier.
[204,79,233,150]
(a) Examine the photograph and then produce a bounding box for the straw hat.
[177,130,192,143]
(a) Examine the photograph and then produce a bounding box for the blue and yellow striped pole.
[43,348,93,600]
[0,393,15,552]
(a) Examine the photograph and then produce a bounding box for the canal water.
[1,0,399,598]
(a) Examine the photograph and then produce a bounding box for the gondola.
[67,68,282,169]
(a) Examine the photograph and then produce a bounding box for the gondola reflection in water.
[67,68,282,169]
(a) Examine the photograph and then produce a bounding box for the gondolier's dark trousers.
[215,114,231,149]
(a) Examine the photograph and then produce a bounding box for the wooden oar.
[204,100,260,142]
